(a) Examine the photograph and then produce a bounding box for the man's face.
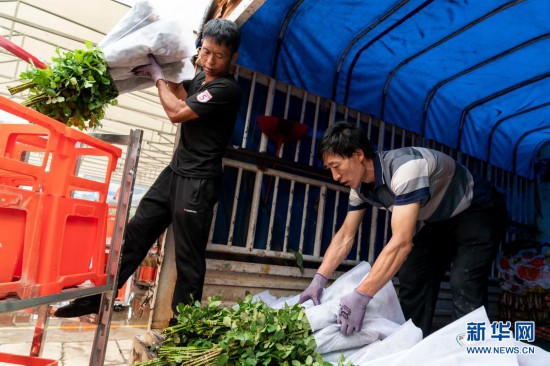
[323,151,365,189]
[200,37,237,79]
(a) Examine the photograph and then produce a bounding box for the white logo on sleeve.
[197,90,213,103]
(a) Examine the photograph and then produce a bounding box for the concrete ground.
[0,286,150,366]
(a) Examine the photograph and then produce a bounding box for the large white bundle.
[255,263,550,365]
[260,262,406,360]
[348,307,528,366]
[99,0,197,94]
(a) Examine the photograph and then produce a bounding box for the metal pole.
[29,304,49,357]
[383,125,396,246]
[241,72,257,149]
[266,85,292,250]
[332,191,340,237]
[299,96,320,253]
[313,185,327,259]
[90,129,142,366]
[227,71,256,246]
[283,91,308,253]
[227,168,242,247]
[329,101,336,126]
[246,78,275,250]
[355,112,363,261]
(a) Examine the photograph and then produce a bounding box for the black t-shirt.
[169,72,241,178]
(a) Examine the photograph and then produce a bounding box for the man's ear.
[355,148,365,161]
[194,47,202,67]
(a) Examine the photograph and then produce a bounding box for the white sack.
[108,57,194,94]
[344,319,422,365]
[517,341,550,366]
[251,290,279,306]
[265,262,405,357]
[314,319,401,356]
[99,0,197,94]
[255,264,550,365]
[307,262,405,356]
[350,307,519,366]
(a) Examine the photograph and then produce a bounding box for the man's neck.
[362,159,375,184]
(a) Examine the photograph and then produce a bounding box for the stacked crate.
[0,96,121,299]
[0,352,57,366]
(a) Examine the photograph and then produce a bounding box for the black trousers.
[398,192,507,336]
[116,166,220,313]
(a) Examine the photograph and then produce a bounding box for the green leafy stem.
[133,295,351,366]
[7,40,118,130]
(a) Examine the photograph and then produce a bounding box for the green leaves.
[216,354,229,365]
[136,295,336,366]
[291,249,305,274]
[7,41,118,130]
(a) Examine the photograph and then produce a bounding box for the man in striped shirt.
[299,121,507,336]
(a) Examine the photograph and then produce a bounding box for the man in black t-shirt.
[54,19,242,318]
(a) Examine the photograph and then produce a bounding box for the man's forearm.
[356,203,418,297]
[167,81,187,100]
[317,231,354,278]
[156,80,196,123]
[317,209,364,278]
[356,237,412,297]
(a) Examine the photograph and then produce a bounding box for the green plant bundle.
[7,40,118,130]
[134,295,337,366]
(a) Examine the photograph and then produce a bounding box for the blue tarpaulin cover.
[237,0,550,179]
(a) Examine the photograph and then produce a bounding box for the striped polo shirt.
[348,147,474,222]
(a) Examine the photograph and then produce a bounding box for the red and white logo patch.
[197,90,213,103]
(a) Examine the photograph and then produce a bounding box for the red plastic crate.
[0,352,57,366]
[0,96,122,298]
[0,186,42,299]
[49,127,120,202]
[138,265,156,283]
[0,96,121,201]
[0,188,111,298]
[0,123,61,191]
[35,195,109,296]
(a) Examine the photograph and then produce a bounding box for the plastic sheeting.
[345,307,550,366]
[254,262,550,365]
[237,0,550,178]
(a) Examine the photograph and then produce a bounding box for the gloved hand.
[299,273,328,305]
[132,54,165,84]
[337,289,372,335]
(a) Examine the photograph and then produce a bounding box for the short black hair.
[202,18,241,54]
[318,121,375,159]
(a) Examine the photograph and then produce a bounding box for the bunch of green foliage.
[134,295,340,366]
[7,40,118,130]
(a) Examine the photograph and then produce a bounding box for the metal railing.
[206,67,536,271]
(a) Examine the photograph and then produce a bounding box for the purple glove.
[299,273,328,305]
[132,54,165,84]
[337,289,373,335]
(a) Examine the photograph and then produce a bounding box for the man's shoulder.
[383,146,425,158]
[191,71,206,83]
[382,146,449,167]
[208,75,242,100]
[209,74,240,88]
